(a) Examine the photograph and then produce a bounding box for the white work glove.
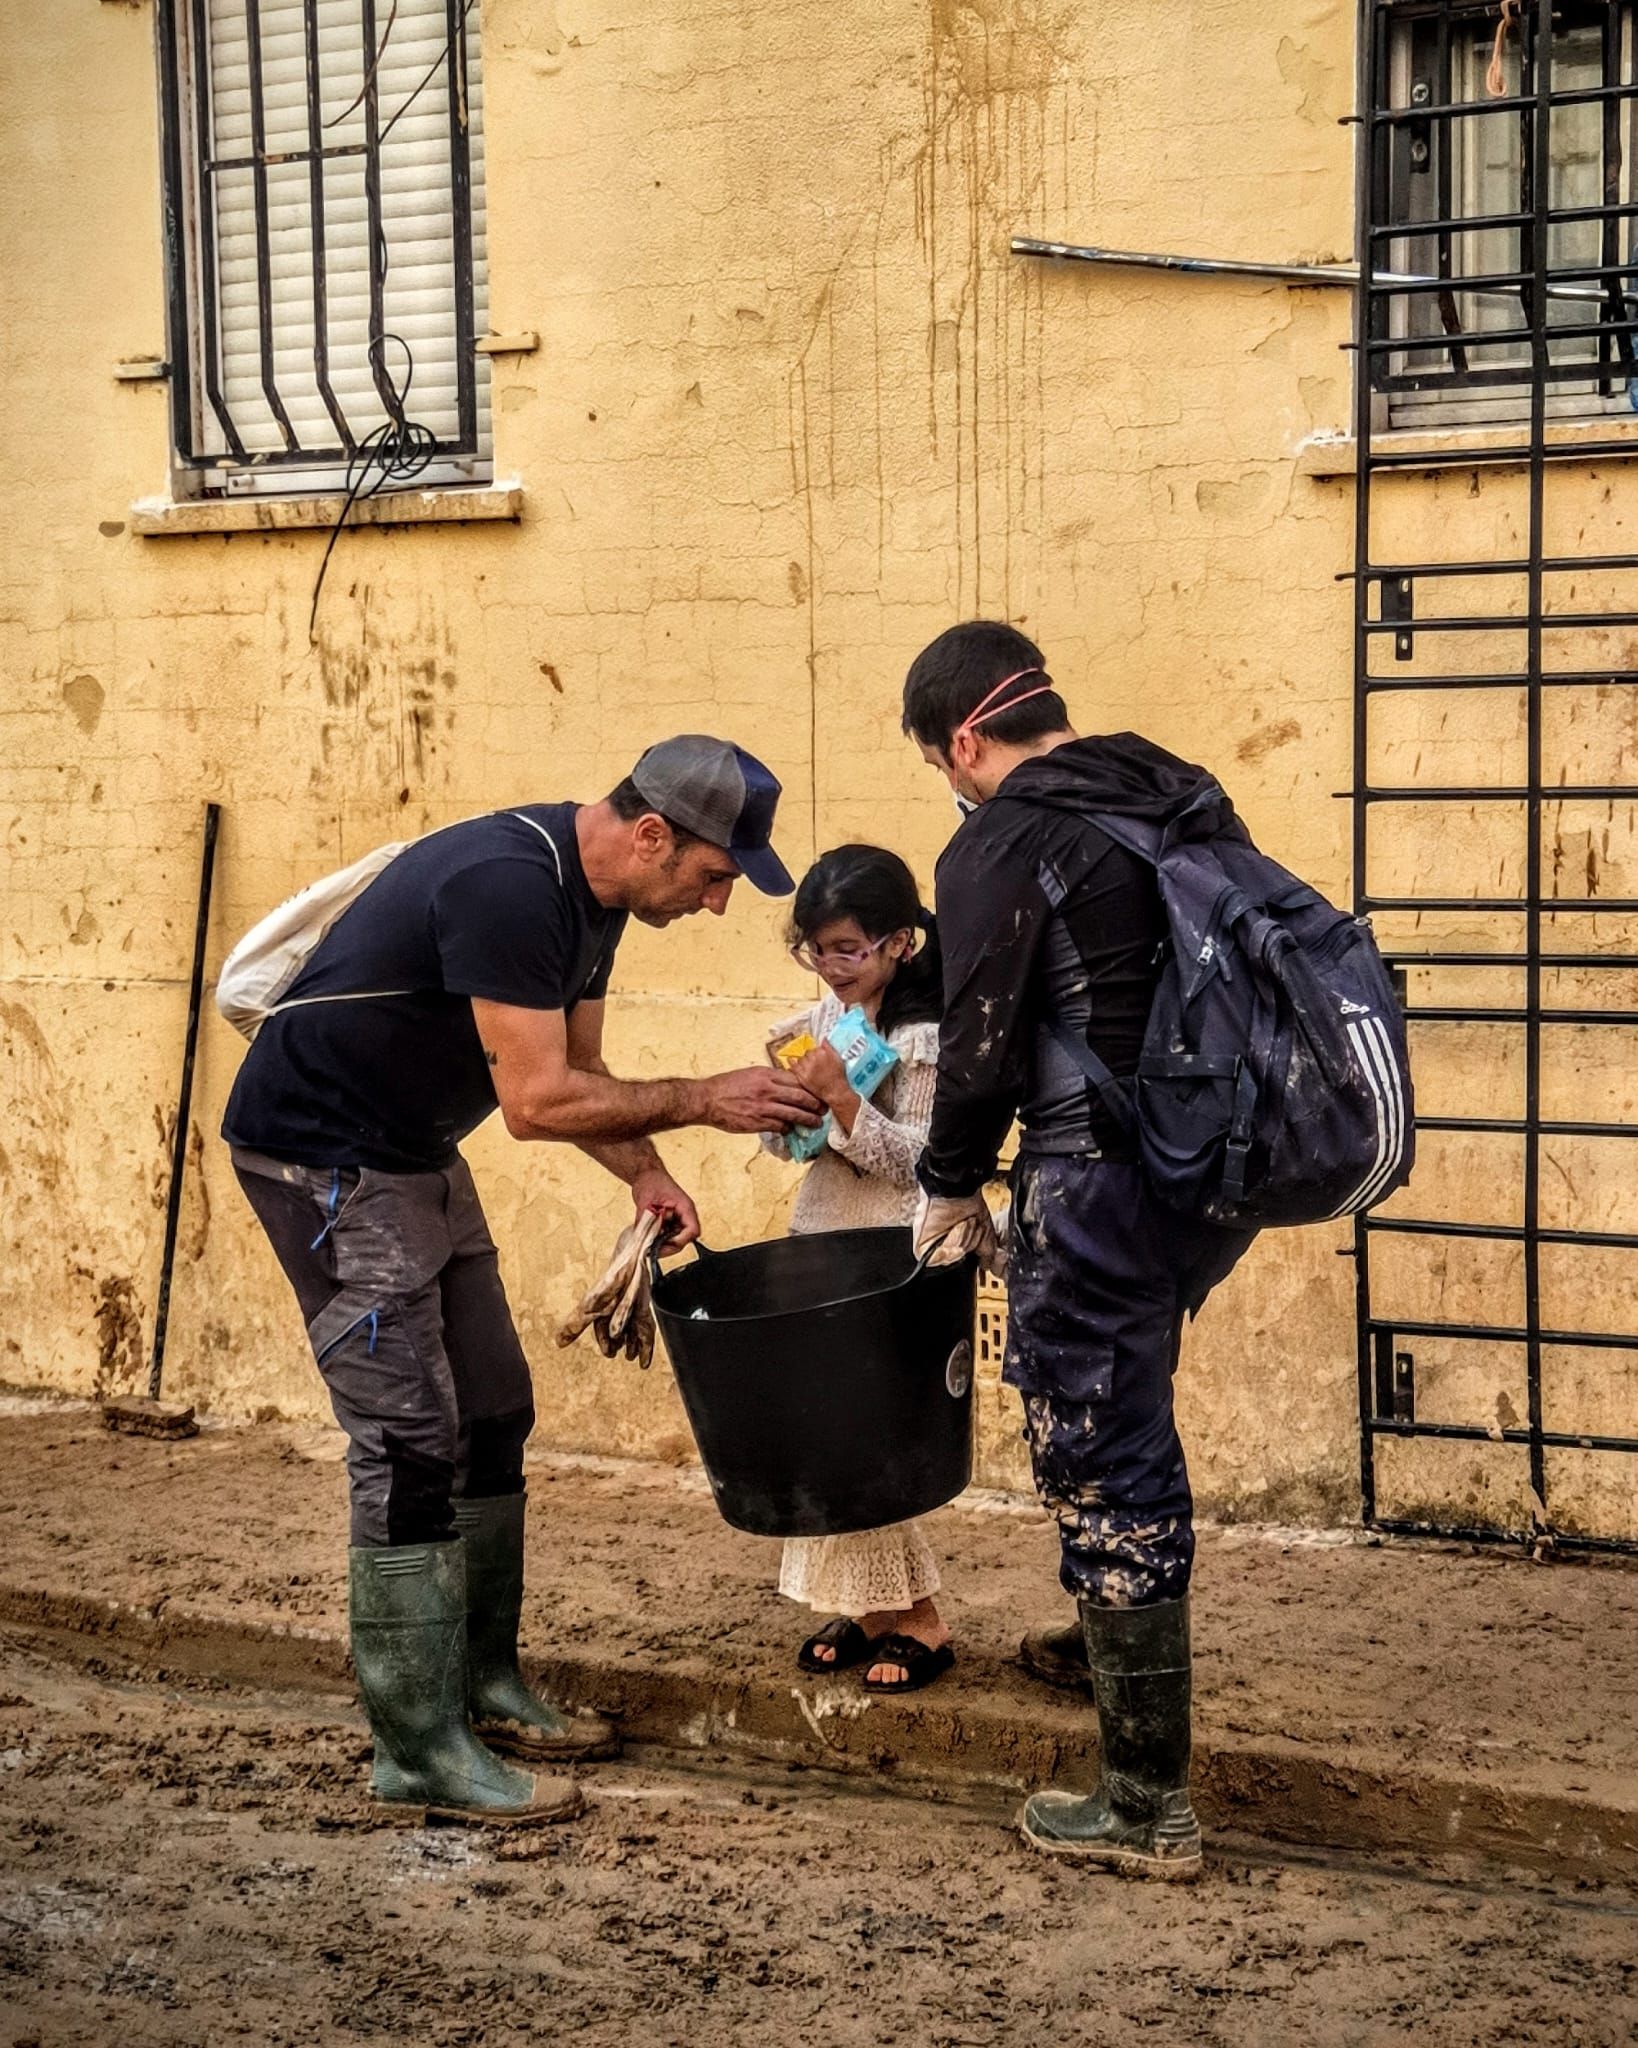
[912,1187,1007,1280]
[557,1208,664,1368]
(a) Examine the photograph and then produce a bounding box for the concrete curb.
[5,1580,1634,1884]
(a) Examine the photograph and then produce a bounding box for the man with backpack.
[904,622,1411,1878]
[222,736,821,1827]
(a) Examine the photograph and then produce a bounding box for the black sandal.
[861,1633,956,1694]
[797,1617,874,1674]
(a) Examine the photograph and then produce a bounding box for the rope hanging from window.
[1486,0,1522,99]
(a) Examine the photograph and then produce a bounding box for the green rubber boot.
[349,1541,584,1825]
[452,1494,619,1763]
[1020,1595,1202,1879]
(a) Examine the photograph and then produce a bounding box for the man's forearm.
[570,1058,671,1182]
[503,1065,705,1144]
[575,1132,668,1184]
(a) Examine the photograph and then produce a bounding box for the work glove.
[558,1207,665,1367]
[911,1187,1007,1281]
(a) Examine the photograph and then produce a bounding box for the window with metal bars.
[156,0,490,497]
[1376,0,1638,428]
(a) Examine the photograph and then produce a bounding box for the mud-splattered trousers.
[232,1149,534,1547]
[1006,1153,1255,1609]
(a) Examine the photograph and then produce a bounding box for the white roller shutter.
[176,0,489,490]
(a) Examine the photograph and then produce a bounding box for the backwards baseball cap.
[629,735,794,897]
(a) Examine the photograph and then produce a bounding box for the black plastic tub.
[649,1228,977,1538]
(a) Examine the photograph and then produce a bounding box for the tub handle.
[648,1239,717,1282]
[910,1243,974,1280]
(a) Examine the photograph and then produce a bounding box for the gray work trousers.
[232,1148,535,1547]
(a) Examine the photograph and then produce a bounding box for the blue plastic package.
[785,1005,899,1163]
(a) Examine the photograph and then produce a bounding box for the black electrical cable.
[379,0,476,146]
[325,0,399,130]
[307,332,436,640]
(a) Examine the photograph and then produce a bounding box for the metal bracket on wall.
[475,332,540,357]
[114,359,169,382]
[1372,1334,1417,1425]
[1380,573,1415,660]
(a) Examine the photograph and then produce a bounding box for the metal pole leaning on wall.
[149,801,221,1402]
[104,802,219,1442]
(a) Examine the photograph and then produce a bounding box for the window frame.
[1373,0,1638,432]
[154,0,490,500]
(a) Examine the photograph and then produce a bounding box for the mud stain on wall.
[93,1274,144,1399]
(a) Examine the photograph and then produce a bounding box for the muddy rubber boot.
[349,1541,584,1825]
[1018,1615,1094,1694]
[452,1494,619,1763]
[1019,1595,1202,1879]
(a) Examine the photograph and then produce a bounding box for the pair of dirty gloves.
[556,1207,665,1368]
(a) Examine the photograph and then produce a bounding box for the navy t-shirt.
[223,804,626,1171]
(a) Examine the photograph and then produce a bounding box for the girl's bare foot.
[864,1597,950,1687]
[797,1616,873,1671]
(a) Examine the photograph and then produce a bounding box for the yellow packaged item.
[771,1031,818,1070]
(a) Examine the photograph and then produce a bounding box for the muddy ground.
[1,1630,1634,2048]
[5,1409,1637,1798]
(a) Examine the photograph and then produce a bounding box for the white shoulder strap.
[509,810,563,882]
[248,812,567,1036]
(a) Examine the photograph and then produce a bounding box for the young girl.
[762,844,954,1693]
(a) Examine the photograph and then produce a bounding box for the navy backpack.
[1050,784,1414,1230]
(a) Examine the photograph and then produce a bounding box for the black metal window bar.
[156,0,487,494]
[1379,0,1638,425]
[1354,0,1638,1554]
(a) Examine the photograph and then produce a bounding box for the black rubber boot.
[452,1494,619,1763]
[1018,1615,1094,1694]
[1019,1595,1202,1879]
[349,1541,584,1825]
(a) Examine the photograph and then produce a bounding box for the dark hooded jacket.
[917,733,1223,1199]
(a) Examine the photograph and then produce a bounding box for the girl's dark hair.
[789,844,943,1036]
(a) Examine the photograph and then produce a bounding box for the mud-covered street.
[1,1628,1634,2048]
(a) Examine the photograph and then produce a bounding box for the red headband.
[953,666,1054,741]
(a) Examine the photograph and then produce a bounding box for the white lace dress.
[761,995,943,1618]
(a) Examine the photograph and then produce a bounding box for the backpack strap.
[1080,810,1161,865]
[1046,1020,1140,1142]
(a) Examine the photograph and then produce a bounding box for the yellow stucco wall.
[4,0,1631,1533]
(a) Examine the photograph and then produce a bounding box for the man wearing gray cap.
[224,736,817,1827]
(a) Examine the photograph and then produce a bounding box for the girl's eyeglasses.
[791,934,894,974]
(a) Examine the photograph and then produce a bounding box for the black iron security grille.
[1354,0,1638,1553]
[156,0,486,492]
[1377,0,1637,424]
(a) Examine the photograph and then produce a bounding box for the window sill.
[1296,420,1638,480]
[130,482,523,537]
